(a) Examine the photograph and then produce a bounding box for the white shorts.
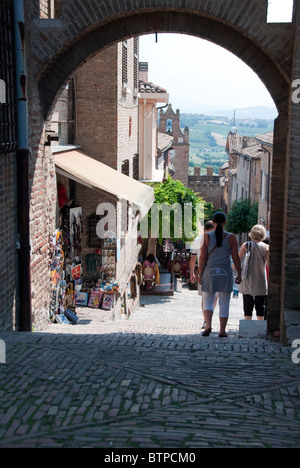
[202,291,231,318]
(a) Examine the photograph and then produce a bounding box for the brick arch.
[38,9,290,119]
[29,2,298,340]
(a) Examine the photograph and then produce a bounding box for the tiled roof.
[157,132,174,152]
[255,131,274,146]
[234,143,263,159]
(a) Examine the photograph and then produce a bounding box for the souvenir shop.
[49,148,154,325]
[48,220,120,325]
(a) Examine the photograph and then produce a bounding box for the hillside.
[180,111,275,175]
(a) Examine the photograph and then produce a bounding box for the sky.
[139,0,294,116]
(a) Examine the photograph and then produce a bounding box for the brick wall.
[284,0,300,314]
[29,143,57,330]
[32,1,292,119]
[75,45,118,168]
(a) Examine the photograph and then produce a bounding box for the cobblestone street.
[0,288,299,449]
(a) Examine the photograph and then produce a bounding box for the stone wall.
[188,172,222,210]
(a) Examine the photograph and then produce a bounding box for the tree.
[226,199,258,239]
[143,176,206,243]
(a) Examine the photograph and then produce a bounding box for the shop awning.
[53,148,154,218]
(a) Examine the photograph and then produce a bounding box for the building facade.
[226,129,273,236]
[138,62,170,182]
[158,104,190,187]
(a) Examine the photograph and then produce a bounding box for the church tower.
[158,104,189,186]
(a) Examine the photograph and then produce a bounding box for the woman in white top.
[239,225,269,320]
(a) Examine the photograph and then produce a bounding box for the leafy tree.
[226,199,258,236]
[143,176,206,242]
[204,201,219,223]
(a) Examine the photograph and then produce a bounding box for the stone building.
[188,166,222,210]
[158,104,190,186]
[226,129,273,236]
[138,62,171,182]
[255,132,273,234]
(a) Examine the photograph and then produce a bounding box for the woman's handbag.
[241,242,251,280]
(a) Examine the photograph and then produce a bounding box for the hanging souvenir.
[71,264,82,280]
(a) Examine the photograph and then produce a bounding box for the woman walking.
[198,212,242,337]
[239,225,269,320]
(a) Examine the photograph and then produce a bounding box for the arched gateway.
[14,0,299,340]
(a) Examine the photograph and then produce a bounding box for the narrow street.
[1,0,299,452]
[0,286,299,449]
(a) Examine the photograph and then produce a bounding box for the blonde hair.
[250,224,266,242]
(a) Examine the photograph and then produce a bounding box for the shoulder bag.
[241,241,251,280]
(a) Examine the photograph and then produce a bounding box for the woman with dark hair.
[198,212,242,337]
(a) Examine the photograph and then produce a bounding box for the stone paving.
[0,287,300,449]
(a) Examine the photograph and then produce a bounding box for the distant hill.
[198,106,278,121]
[180,110,275,176]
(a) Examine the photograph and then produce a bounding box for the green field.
[180,114,274,175]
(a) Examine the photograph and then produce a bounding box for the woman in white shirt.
[239,225,269,320]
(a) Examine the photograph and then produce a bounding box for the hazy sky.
[139,0,293,115]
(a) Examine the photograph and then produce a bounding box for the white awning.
[53,148,154,218]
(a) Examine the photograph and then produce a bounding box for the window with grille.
[133,154,139,180]
[0,0,17,154]
[134,38,138,95]
[122,40,128,90]
[121,159,129,176]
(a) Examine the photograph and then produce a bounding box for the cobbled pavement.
[0,287,300,449]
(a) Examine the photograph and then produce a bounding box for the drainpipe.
[144,98,147,180]
[262,144,271,232]
[14,0,32,331]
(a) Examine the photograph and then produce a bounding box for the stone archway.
[36,9,291,118]
[25,0,299,340]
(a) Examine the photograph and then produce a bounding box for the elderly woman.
[198,212,242,337]
[239,224,269,320]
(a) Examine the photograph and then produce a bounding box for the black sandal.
[202,328,212,337]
